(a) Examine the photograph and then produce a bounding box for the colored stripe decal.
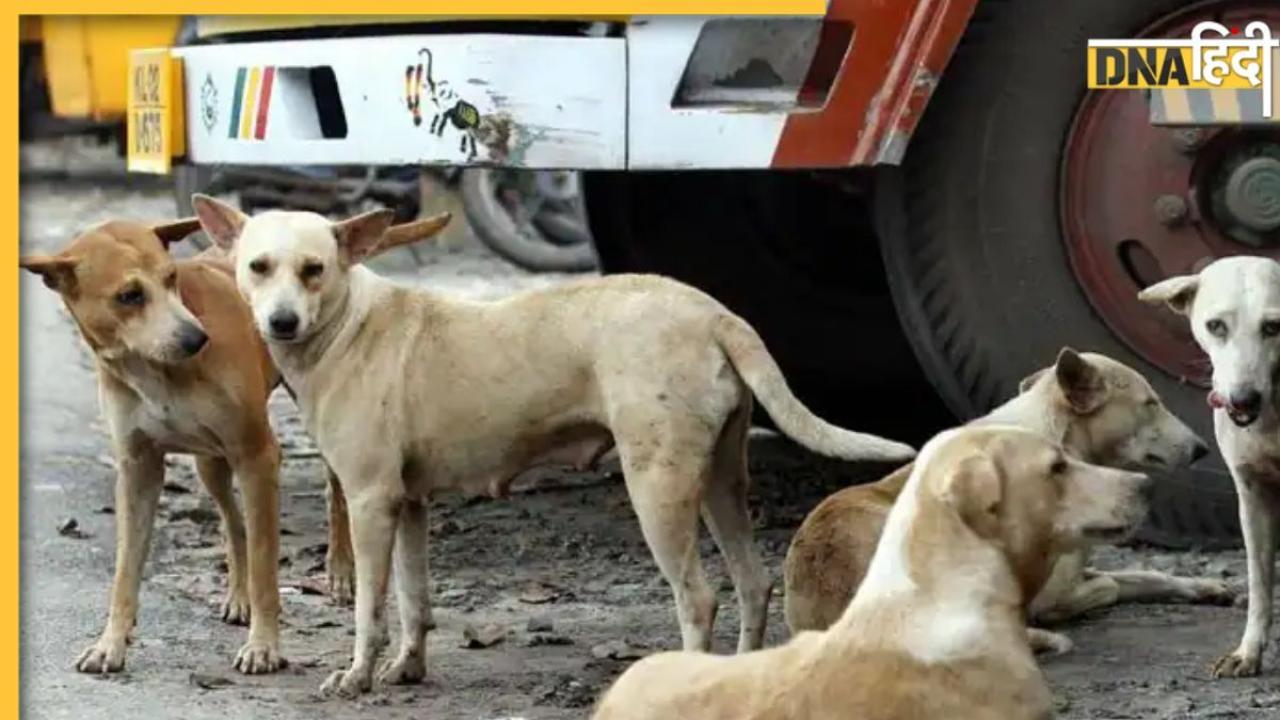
[1161,88,1191,123]
[1149,87,1167,123]
[1240,84,1264,122]
[240,67,262,139]
[1187,89,1214,124]
[228,67,246,139]
[254,66,275,140]
[1209,89,1241,123]
[1271,48,1280,120]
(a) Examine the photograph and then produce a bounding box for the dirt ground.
[18,139,1280,719]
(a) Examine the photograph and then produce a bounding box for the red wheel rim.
[1061,2,1280,387]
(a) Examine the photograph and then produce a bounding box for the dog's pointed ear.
[20,254,78,293]
[1138,274,1199,315]
[940,452,1002,538]
[1018,367,1050,394]
[332,208,398,265]
[370,212,452,258]
[191,194,247,251]
[1055,347,1107,414]
[151,218,204,248]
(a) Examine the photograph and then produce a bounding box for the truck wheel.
[880,0,1275,548]
[460,169,598,272]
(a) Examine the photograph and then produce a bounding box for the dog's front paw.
[1211,648,1261,678]
[75,639,126,674]
[1190,579,1236,606]
[1026,628,1074,657]
[220,590,251,626]
[321,666,372,698]
[234,639,286,674]
[326,554,355,607]
[377,651,426,686]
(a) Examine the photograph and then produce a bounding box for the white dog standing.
[190,195,917,697]
[1141,256,1280,678]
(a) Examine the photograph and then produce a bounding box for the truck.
[125,1,1280,548]
[20,16,183,142]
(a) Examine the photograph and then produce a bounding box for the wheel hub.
[1221,154,1280,242]
[1060,2,1280,385]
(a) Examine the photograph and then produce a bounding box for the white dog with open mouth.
[1141,255,1280,678]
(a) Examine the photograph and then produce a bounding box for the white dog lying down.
[1141,256,1280,678]
[190,196,917,697]
[593,426,1151,720]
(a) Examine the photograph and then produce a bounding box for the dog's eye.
[163,269,178,289]
[115,286,146,307]
[1050,459,1068,475]
[300,261,324,280]
[248,257,271,275]
[1263,320,1280,338]
[1145,398,1159,409]
[1205,319,1228,338]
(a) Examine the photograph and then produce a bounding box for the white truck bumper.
[174,34,627,169]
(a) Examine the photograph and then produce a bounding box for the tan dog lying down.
[190,195,917,697]
[784,349,1225,652]
[593,426,1151,720]
[19,216,439,674]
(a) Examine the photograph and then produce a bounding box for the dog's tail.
[713,314,917,463]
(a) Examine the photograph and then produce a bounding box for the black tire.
[534,207,593,247]
[19,43,51,141]
[878,0,1238,548]
[460,169,598,272]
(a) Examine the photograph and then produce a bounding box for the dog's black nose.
[269,310,299,337]
[1230,389,1263,416]
[1192,442,1210,463]
[177,323,208,357]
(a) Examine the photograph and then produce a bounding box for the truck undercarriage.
[127,1,1280,548]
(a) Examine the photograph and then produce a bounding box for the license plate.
[127,49,185,174]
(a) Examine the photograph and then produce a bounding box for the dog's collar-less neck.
[267,266,387,400]
[856,497,1020,605]
[837,461,1025,658]
[978,389,1065,439]
[97,351,199,398]
[270,270,360,370]
[976,389,1085,461]
[832,534,1026,669]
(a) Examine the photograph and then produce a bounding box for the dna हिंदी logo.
[1087,21,1278,119]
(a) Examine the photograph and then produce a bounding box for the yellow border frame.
[6,10,16,717]
[27,2,825,14]
[12,4,825,717]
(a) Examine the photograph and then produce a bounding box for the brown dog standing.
[22,219,287,673]
[16,216,433,673]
